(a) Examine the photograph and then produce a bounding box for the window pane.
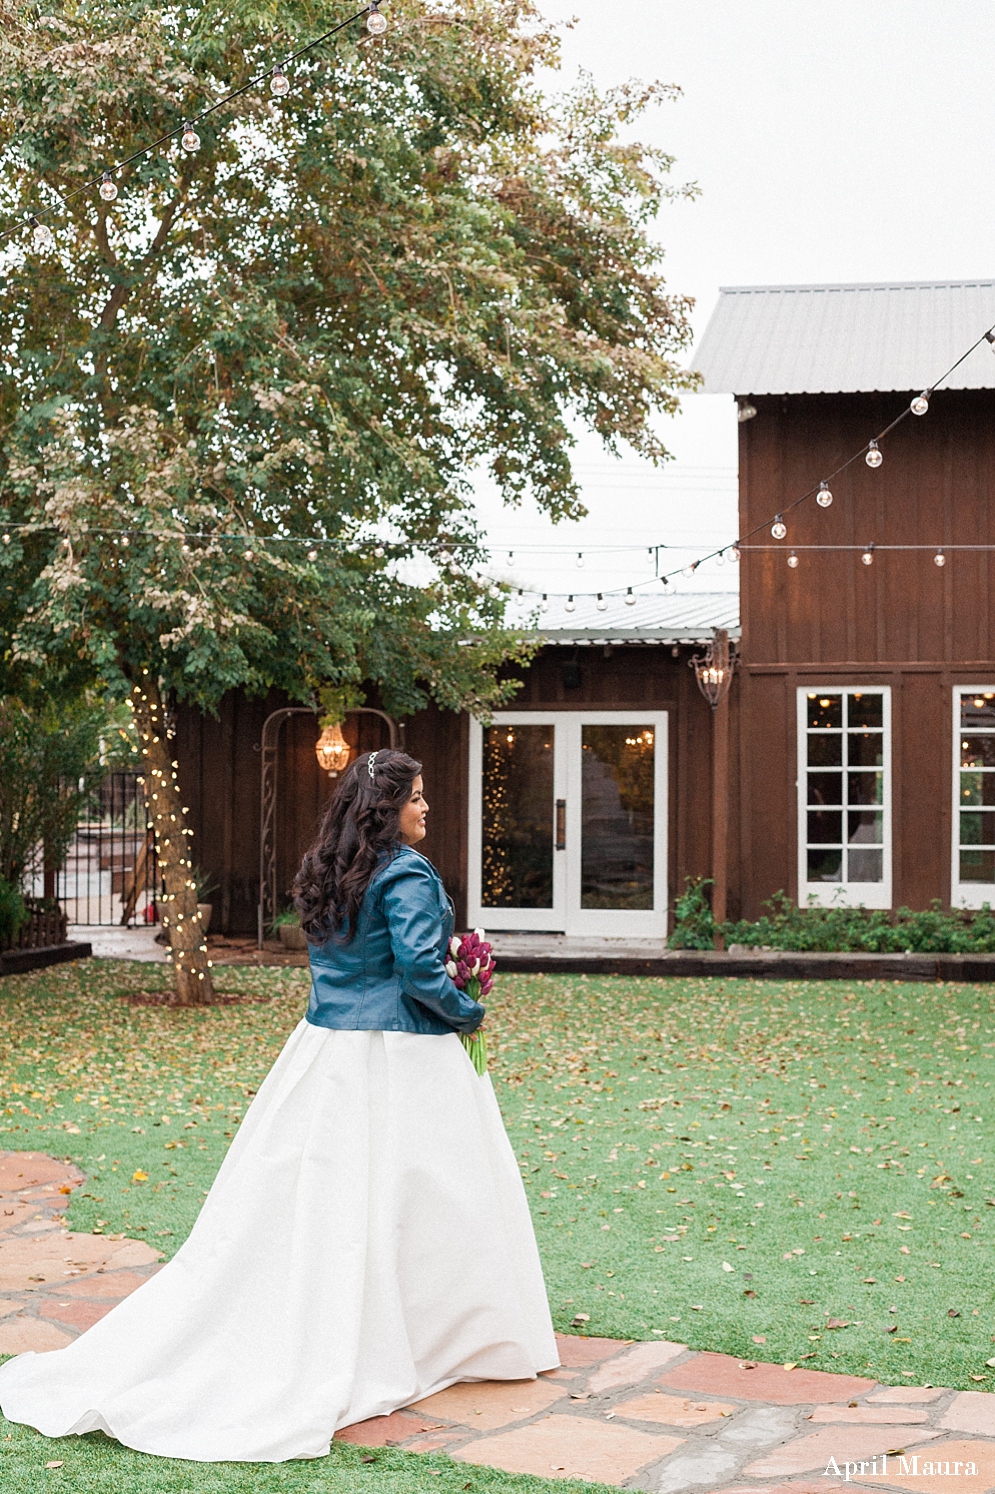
[481,724,554,908]
[960,811,995,847]
[848,810,883,845]
[961,737,995,767]
[580,725,654,910]
[808,771,842,806]
[961,693,995,729]
[808,848,842,881]
[847,731,884,767]
[848,692,883,729]
[848,848,884,882]
[960,771,995,807]
[848,771,883,805]
[807,693,842,729]
[808,734,842,767]
[960,849,995,883]
[808,810,842,844]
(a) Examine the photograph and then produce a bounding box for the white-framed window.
[952,687,995,908]
[796,687,892,909]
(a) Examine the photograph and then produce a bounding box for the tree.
[0,0,697,1002]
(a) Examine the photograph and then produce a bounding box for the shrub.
[721,892,995,954]
[0,876,28,949]
[668,876,716,949]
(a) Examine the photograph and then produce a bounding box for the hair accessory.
[367,750,379,780]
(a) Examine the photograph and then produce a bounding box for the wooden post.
[711,691,730,941]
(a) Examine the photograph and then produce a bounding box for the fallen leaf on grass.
[131,1170,148,1183]
[722,1262,734,1272]
[826,1319,849,1330]
[45,1461,64,1469]
[948,1309,961,1318]
[752,1335,766,1344]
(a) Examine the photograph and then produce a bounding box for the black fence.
[33,771,163,927]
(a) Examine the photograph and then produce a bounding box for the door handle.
[555,799,566,850]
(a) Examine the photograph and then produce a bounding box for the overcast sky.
[484,0,995,618]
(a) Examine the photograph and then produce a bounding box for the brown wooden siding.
[175,643,725,934]
[736,387,995,916]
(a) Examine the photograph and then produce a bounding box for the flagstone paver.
[454,1413,684,1482]
[741,1425,944,1479]
[0,1151,162,1354]
[6,1151,995,1491]
[855,1441,995,1493]
[942,1392,995,1437]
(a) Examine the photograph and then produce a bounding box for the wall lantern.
[315,721,352,777]
[690,628,737,711]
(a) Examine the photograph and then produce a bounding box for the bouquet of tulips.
[447,928,494,1077]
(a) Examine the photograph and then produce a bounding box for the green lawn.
[2,960,995,1483]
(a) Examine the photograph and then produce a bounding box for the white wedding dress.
[0,1022,558,1462]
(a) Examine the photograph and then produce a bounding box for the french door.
[467,711,669,936]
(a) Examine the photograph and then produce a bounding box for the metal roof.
[692,279,995,396]
[511,590,740,645]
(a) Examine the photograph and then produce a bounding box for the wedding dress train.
[0,1023,558,1462]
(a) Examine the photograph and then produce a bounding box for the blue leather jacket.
[305,846,485,1035]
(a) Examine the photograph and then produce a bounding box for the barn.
[175,277,995,938]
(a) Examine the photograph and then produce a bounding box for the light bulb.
[576,552,584,568]
[865,440,883,468]
[366,0,387,33]
[787,550,799,568]
[2,533,10,545]
[506,551,514,564]
[716,551,725,566]
[729,546,740,563]
[244,548,254,561]
[934,550,946,567]
[911,392,929,416]
[540,594,549,612]
[30,217,54,252]
[307,547,318,561]
[120,535,130,547]
[99,172,118,202]
[625,587,636,606]
[596,593,607,611]
[181,122,201,153]
[771,515,787,540]
[270,65,290,97]
[565,595,575,612]
[987,330,995,351]
[817,482,833,508]
[374,545,385,558]
[861,546,875,566]
[682,565,694,578]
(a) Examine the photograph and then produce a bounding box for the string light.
[30,217,54,252]
[306,547,318,560]
[180,122,201,153]
[506,551,514,564]
[986,331,995,351]
[270,65,291,97]
[565,595,575,612]
[817,482,833,508]
[729,546,740,563]
[576,553,584,568]
[861,544,875,566]
[99,172,118,202]
[373,545,385,558]
[787,550,799,568]
[366,0,388,33]
[625,587,635,605]
[771,515,787,540]
[540,594,548,611]
[865,439,883,468]
[596,593,607,611]
[1,533,9,544]
[934,549,946,567]
[911,391,930,416]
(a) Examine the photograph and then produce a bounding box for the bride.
[0,749,558,1461]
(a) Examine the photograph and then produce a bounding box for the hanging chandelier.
[690,628,737,710]
[315,721,352,777]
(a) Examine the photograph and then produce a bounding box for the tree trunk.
[130,680,216,1005]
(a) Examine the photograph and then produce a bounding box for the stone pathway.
[0,1152,162,1355]
[3,1153,995,1489]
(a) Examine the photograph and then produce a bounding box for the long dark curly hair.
[293,749,423,943]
